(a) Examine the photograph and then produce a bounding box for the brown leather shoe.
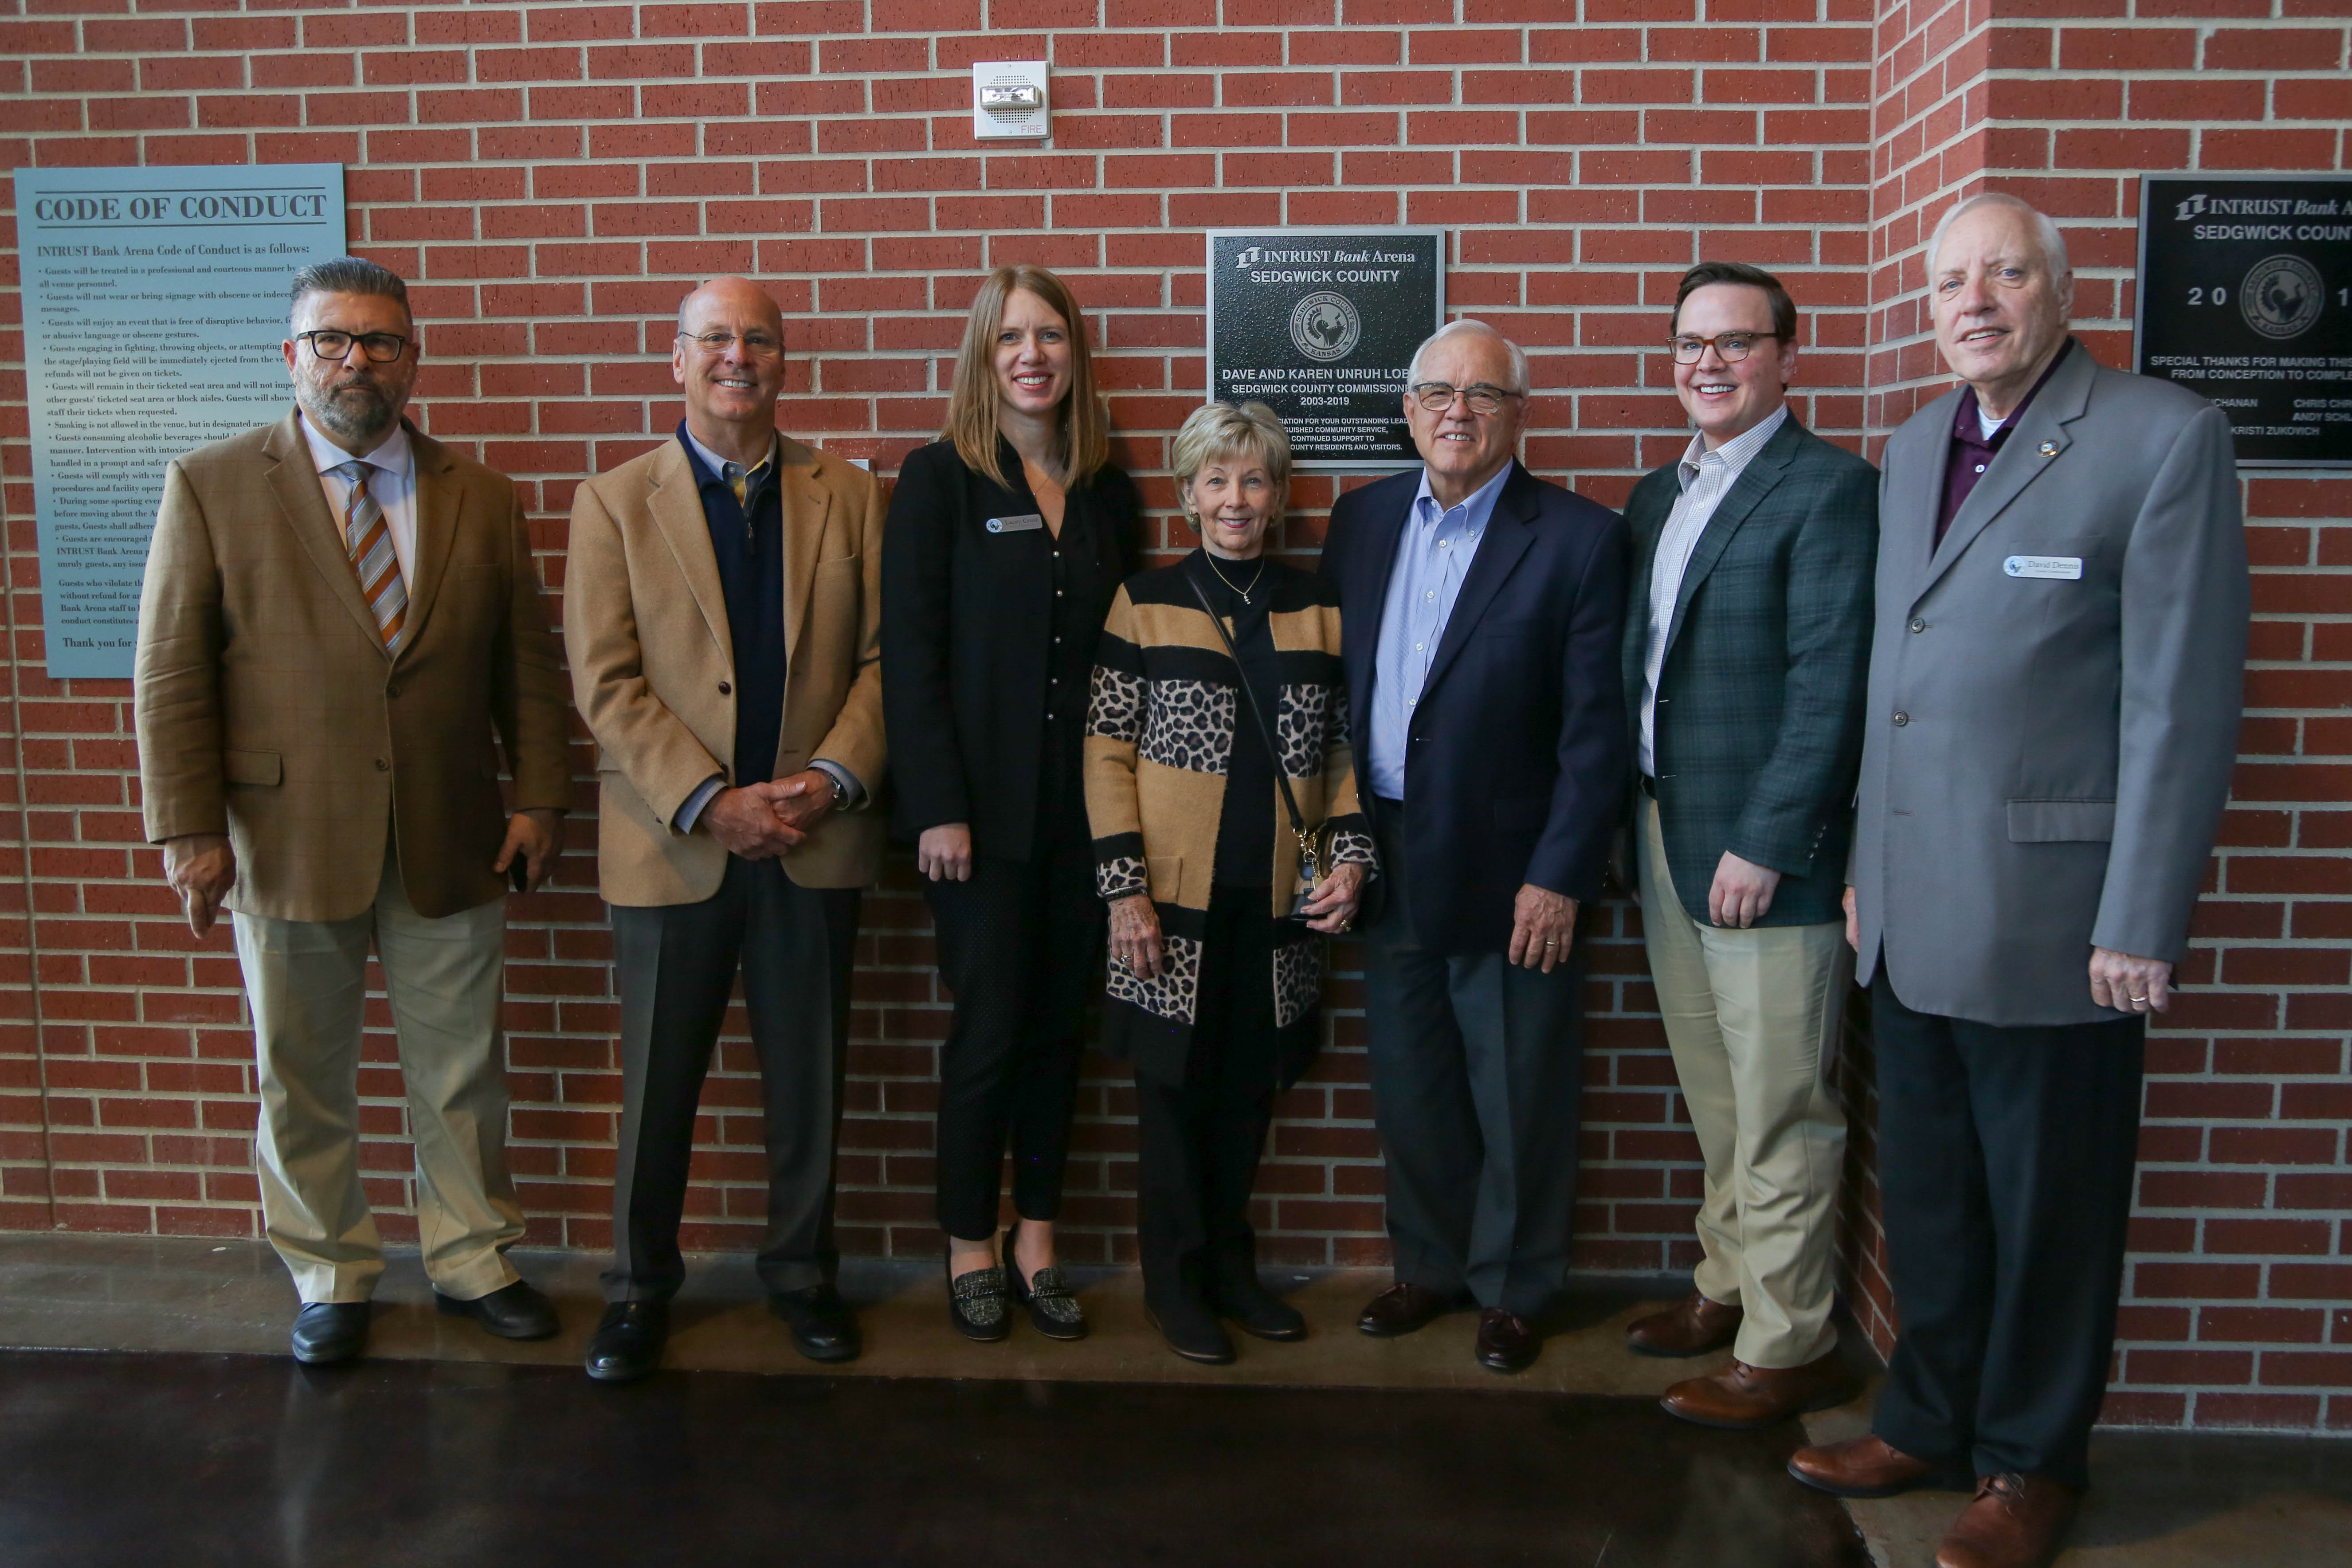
[1936,1472,2078,1568]
[1787,1434,1958,1499]
[1625,1291,1743,1357]
[1356,1282,1462,1338]
[1660,1348,1858,1430]
[1474,1308,1540,1373]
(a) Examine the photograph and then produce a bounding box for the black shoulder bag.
[1185,569,1325,929]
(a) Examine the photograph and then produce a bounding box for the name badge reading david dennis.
[986,514,1045,533]
[2004,555,2082,580]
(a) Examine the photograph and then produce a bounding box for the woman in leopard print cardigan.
[1083,400,1377,1363]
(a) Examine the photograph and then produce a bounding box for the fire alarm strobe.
[972,61,1049,141]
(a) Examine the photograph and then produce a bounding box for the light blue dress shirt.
[1363,461,1513,801]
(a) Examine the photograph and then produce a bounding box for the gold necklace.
[1204,550,1266,605]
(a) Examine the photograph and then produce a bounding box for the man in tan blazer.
[564,276,886,1382]
[134,256,572,1365]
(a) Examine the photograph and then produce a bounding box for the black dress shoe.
[1356,1282,1464,1338]
[769,1283,862,1364]
[1145,1294,1236,1365]
[584,1301,667,1384]
[946,1247,1009,1343]
[290,1301,369,1365]
[1208,1268,1306,1342]
[1475,1307,1541,1373]
[435,1279,560,1341]
[1004,1219,1087,1341]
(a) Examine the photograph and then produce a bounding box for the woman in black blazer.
[880,265,1141,1344]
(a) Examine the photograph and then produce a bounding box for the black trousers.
[1134,886,1280,1307]
[1360,796,1586,1318]
[1868,970,2146,1491]
[603,855,859,1302]
[925,818,1100,1241]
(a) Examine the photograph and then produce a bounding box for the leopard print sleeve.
[1086,587,1152,901]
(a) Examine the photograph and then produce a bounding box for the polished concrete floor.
[2,1233,2348,1567]
[0,1349,1870,1568]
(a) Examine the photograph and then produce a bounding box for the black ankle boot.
[1207,1265,1306,1342]
[1145,1290,1235,1365]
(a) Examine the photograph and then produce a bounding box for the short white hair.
[1406,318,1530,396]
[1927,192,2074,312]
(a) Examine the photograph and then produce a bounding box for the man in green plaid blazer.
[1615,263,1879,1432]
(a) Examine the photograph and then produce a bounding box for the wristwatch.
[826,771,850,809]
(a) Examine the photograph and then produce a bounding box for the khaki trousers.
[1639,799,1850,1368]
[231,841,524,1305]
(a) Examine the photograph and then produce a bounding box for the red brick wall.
[0,1,2341,1433]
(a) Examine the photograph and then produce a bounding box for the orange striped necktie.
[336,460,407,653]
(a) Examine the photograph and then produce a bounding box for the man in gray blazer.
[1788,194,2248,1568]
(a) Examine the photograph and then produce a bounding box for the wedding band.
[2129,994,2147,1003]
[1544,938,1557,947]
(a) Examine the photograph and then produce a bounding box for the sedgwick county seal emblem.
[1289,291,1361,362]
[2240,255,2324,341]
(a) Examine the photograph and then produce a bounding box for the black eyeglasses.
[1668,332,1782,364]
[297,329,410,363]
[678,330,784,358]
[1408,382,1523,416]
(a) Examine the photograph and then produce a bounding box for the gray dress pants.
[1360,796,1587,1319]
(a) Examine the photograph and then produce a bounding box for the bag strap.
[1185,564,1311,843]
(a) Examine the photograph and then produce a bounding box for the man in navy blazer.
[1321,319,1629,1372]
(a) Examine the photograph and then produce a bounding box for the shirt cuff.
[675,774,726,835]
[810,759,864,809]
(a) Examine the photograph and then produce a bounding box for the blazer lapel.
[261,411,388,654]
[394,423,460,662]
[1659,417,1801,661]
[1344,478,1413,718]
[647,439,735,673]
[778,438,832,660]
[1619,470,1673,702]
[1420,462,1539,702]
[1919,340,2092,596]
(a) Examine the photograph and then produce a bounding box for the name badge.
[986,514,1045,533]
[2004,555,2082,580]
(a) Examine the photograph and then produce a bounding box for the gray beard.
[298,379,396,446]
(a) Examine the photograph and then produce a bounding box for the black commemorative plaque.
[1206,228,1444,469]
[2136,174,2352,467]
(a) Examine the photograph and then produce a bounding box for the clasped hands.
[1107,862,1368,981]
[1841,886,2176,1016]
[702,769,837,860]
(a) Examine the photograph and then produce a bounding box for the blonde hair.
[941,265,1109,490]
[1172,401,1292,529]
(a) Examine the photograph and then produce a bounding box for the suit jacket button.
[385,682,400,698]
[718,681,732,695]
[1908,618,1925,634]
[1892,711,1909,727]
[375,757,391,771]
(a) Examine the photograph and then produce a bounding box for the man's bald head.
[672,276,788,457]
[677,275,783,340]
